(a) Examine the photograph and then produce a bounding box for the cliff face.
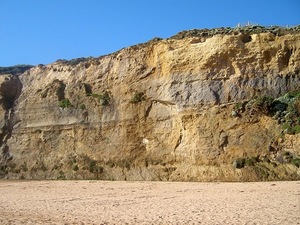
[1,27,300,181]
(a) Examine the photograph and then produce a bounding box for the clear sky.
[0,0,299,66]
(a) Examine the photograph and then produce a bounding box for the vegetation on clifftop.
[170,25,300,40]
[55,57,94,66]
[53,25,300,67]
[0,65,33,75]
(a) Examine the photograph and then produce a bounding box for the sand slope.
[0,181,299,224]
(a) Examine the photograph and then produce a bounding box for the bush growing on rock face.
[79,104,86,110]
[232,101,247,117]
[234,102,245,112]
[233,158,245,169]
[291,158,300,168]
[57,170,66,180]
[233,156,260,169]
[271,101,287,114]
[242,90,300,135]
[245,157,259,167]
[59,98,73,108]
[87,91,111,106]
[99,91,111,106]
[282,123,300,135]
[72,164,79,171]
[278,92,300,134]
[130,92,145,103]
[252,96,274,115]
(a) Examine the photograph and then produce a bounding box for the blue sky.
[0,0,299,66]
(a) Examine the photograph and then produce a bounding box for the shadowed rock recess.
[1,26,300,181]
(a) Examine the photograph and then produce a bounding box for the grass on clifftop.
[0,65,33,75]
[170,25,300,40]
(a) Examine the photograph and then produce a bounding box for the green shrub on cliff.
[249,96,274,115]
[59,98,73,108]
[79,104,86,110]
[279,92,300,134]
[98,91,111,106]
[291,158,300,168]
[130,92,145,103]
[233,158,245,169]
[244,90,300,135]
[87,91,111,106]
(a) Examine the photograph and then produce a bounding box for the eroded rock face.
[1,28,300,181]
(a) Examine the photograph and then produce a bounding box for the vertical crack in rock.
[144,102,153,119]
[174,131,183,151]
[219,131,229,151]
[0,75,22,177]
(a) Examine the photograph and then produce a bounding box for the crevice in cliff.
[240,33,252,43]
[0,75,22,177]
[174,131,183,151]
[218,131,229,151]
[153,99,175,106]
[139,67,156,80]
[211,89,221,105]
[144,102,153,119]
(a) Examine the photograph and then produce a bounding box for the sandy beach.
[0,180,299,225]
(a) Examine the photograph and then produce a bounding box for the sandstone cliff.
[1,26,300,181]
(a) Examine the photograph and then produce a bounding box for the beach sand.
[0,180,299,224]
